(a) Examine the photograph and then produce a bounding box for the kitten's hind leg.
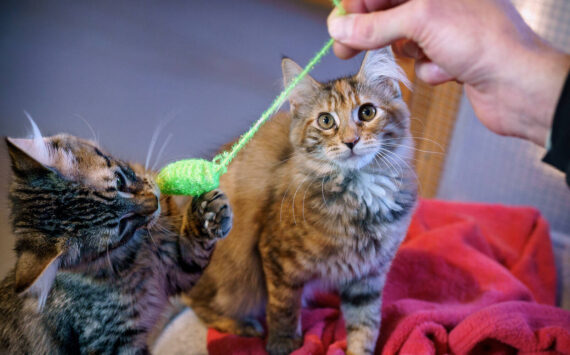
[184,295,264,337]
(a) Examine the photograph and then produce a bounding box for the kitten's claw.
[193,189,232,239]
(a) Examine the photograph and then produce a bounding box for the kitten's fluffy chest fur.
[271,157,414,282]
[296,161,406,227]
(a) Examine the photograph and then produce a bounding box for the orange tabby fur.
[185,48,417,355]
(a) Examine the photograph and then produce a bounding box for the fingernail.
[328,13,354,41]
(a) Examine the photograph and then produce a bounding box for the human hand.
[328,0,570,146]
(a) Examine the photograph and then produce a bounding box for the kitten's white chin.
[337,152,375,171]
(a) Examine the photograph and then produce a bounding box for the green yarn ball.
[157,159,223,196]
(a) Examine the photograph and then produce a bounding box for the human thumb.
[327,4,414,51]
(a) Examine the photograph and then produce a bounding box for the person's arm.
[543,72,570,185]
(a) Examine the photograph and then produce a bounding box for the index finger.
[342,0,409,13]
[333,41,361,59]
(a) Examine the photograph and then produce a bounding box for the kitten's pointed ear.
[357,47,410,96]
[282,57,321,108]
[14,247,62,309]
[5,137,53,178]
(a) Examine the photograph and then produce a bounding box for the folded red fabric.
[207,200,570,354]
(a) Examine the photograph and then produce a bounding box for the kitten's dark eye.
[358,104,376,121]
[115,172,127,192]
[317,113,335,130]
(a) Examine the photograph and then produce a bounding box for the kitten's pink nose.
[344,136,360,150]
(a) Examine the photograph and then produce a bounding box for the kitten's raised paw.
[193,189,233,239]
[266,334,303,355]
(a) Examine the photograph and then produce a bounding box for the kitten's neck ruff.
[287,151,416,235]
[293,149,408,192]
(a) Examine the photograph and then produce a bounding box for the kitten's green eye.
[317,113,335,130]
[358,104,376,121]
[115,172,127,192]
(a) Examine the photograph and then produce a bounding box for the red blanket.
[207,200,570,354]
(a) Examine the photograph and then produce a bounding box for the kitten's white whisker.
[302,176,316,224]
[375,150,408,191]
[147,229,159,249]
[377,150,401,177]
[383,148,414,173]
[409,117,426,131]
[382,150,406,178]
[291,175,310,225]
[376,148,402,177]
[74,114,99,143]
[378,149,420,187]
[153,223,172,235]
[146,126,162,170]
[145,113,178,170]
[377,149,405,177]
[373,155,389,176]
[379,149,426,163]
[382,143,444,155]
[275,152,297,165]
[384,136,445,152]
[373,154,402,191]
[321,177,329,209]
[152,133,173,171]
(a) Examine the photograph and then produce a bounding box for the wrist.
[511,45,570,146]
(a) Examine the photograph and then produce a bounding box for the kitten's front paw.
[266,334,303,355]
[193,189,232,239]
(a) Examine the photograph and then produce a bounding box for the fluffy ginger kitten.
[186,47,417,355]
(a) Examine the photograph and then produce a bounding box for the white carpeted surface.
[152,308,209,355]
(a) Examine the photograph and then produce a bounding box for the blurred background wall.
[1,0,569,306]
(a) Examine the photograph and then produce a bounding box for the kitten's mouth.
[80,212,156,264]
[338,150,363,162]
[335,150,376,170]
[117,212,154,238]
[108,212,151,250]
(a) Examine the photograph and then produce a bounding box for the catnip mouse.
[0,127,232,354]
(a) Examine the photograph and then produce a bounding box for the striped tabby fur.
[0,133,232,354]
[186,48,417,355]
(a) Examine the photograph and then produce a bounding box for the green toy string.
[157,0,345,196]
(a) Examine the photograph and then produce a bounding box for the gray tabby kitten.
[0,129,232,354]
[187,48,417,355]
